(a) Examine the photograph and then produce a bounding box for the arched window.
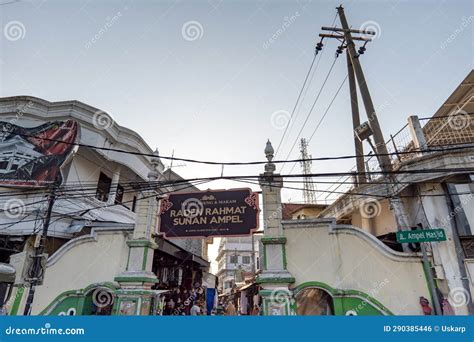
[295,288,334,315]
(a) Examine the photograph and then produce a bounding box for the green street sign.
[396,228,447,243]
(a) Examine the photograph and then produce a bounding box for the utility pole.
[320,6,411,236]
[299,138,317,204]
[23,182,58,315]
[420,242,442,315]
[346,49,366,186]
[335,6,392,173]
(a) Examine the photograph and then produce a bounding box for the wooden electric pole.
[336,6,392,173]
[23,182,58,315]
[346,49,367,186]
[320,6,411,236]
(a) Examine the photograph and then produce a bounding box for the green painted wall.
[294,281,392,316]
[47,296,81,315]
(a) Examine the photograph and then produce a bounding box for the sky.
[1,0,472,270]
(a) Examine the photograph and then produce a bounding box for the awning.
[155,237,210,268]
[237,283,254,291]
[152,289,170,296]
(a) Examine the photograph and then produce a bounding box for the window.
[229,255,238,264]
[242,256,251,264]
[131,195,137,212]
[95,172,112,202]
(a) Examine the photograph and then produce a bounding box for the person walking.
[190,301,201,316]
[224,300,237,316]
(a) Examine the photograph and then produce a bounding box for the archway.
[295,287,334,315]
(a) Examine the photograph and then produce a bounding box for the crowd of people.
[217,298,261,316]
[161,285,206,316]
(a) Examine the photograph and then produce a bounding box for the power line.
[274,12,339,159]
[5,130,474,168]
[2,163,473,229]
[274,51,321,158]
[287,73,349,175]
[280,56,340,173]
[234,178,474,199]
[0,179,212,228]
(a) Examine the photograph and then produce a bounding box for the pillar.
[113,150,160,315]
[107,167,121,205]
[407,115,428,155]
[256,140,295,315]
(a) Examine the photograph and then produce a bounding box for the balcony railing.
[320,113,474,204]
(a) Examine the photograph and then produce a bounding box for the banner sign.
[396,229,447,243]
[158,188,259,238]
[0,120,79,187]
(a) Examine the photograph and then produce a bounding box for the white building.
[215,237,257,294]
[316,70,474,315]
[0,96,207,315]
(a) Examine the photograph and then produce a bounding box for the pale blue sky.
[1,0,472,204]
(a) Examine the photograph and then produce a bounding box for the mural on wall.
[0,120,79,187]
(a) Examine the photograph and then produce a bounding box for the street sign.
[158,188,259,238]
[396,228,447,244]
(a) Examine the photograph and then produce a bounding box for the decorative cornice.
[261,237,287,244]
[256,276,295,284]
[0,96,165,172]
[283,219,423,263]
[126,239,158,249]
[114,276,159,283]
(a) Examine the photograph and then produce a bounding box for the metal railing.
[321,113,474,204]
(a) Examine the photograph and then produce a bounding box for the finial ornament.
[264,140,276,174]
[148,148,160,181]
[264,139,274,162]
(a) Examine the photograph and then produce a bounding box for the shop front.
[152,237,211,315]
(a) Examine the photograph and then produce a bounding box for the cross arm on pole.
[321,26,376,36]
[319,33,372,42]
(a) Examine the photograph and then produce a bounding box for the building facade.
[256,71,474,316]
[318,70,474,315]
[216,237,256,295]
[0,96,207,315]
